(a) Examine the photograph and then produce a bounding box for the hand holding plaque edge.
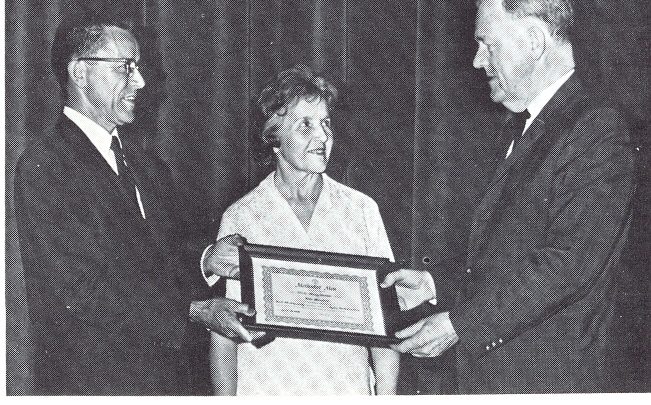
[380,268,436,310]
[190,297,257,342]
[389,311,458,357]
[203,234,246,279]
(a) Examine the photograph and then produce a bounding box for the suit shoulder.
[541,78,629,152]
[566,86,628,125]
[15,127,67,178]
[551,89,634,174]
[555,88,630,148]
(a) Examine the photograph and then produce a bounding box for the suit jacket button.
[492,341,496,347]
[466,268,472,274]
[485,345,490,351]
[498,338,503,344]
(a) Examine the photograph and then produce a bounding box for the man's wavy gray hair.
[478,0,574,42]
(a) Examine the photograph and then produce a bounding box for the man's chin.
[117,112,136,125]
[489,88,505,104]
[499,97,528,112]
[491,93,522,111]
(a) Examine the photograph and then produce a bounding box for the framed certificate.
[238,243,405,346]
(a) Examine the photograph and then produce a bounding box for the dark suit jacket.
[14,116,209,395]
[446,76,636,393]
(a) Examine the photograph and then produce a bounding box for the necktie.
[110,136,140,210]
[506,109,531,152]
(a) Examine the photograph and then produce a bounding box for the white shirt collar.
[63,106,120,174]
[523,69,575,133]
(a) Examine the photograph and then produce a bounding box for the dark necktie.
[110,136,140,211]
[506,109,531,153]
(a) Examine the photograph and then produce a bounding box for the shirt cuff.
[425,272,437,306]
[200,244,220,287]
[394,271,437,311]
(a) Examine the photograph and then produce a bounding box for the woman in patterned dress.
[208,65,400,395]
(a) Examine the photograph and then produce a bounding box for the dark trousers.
[397,349,457,394]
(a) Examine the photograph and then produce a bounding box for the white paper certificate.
[251,257,387,335]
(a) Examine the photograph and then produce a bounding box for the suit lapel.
[121,135,178,252]
[467,76,584,263]
[467,119,547,252]
[59,116,145,219]
[58,116,168,273]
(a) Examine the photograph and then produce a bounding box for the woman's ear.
[263,119,282,150]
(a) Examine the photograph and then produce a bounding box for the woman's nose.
[314,126,329,142]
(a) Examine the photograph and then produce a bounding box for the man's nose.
[473,45,486,69]
[130,68,145,89]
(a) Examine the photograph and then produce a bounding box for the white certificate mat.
[251,256,386,335]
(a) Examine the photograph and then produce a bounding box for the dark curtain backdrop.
[6,0,415,394]
[6,0,649,395]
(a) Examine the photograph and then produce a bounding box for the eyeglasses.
[76,57,142,77]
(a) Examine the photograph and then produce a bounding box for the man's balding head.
[472,0,575,111]
[51,10,135,96]
[54,10,145,132]
[479,0,574,42]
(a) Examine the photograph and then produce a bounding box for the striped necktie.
[110,136,140,210]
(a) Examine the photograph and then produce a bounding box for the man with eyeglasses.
[14,10,254,395]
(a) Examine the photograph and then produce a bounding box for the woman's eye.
[322,118,331,128]
[299,119,311,128]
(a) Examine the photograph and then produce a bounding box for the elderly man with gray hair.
[382,0,635,393]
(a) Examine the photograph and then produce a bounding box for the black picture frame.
[238,243,405,347]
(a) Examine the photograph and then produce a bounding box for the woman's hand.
[203,234,246,278]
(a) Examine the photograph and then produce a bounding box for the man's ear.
[527,25,547,60]
[68,60,86,87]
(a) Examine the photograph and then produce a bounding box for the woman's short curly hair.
[253,64,338,164]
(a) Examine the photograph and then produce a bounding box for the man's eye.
[114,64,129,74]
[322,118,331,128]
[299,119,311,128]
